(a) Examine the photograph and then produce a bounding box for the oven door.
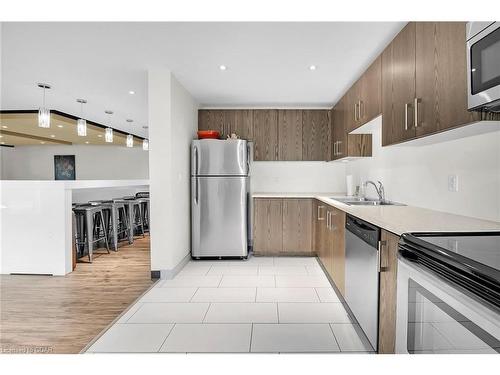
[467,22,500,110]
[396,257,500,354]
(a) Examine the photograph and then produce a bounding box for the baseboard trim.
[159,253,191,280]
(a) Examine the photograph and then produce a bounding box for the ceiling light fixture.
[97,134,102,138]
[57,125,63,128]
[128,90,135,95]
[142,139,149,151]
[85,141,89,144]
[50,135,55,138]
[126,119,133,124]
[142,126,149,129]
[2,126,7,129]
[37,83,51,128]
[76,99,88,137]
[219,65,227,71]
[126,134,134,148]
[104,110,114,143]
[309,65,317,71]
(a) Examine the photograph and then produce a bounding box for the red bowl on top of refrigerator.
[197,130,220,139]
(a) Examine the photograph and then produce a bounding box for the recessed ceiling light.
[0,135,3,138]
[57,125,63,128]
[97,134,103,138]
[50,135,55,138]
[85,141,89,144]
[129,90,135,95]
[2,125,7,129]
[219,65,227,71]
[142,126,149,129]
[126,119,133,123]
[1,142,4,145]
[40,141,45,144]
[309,65,317,71]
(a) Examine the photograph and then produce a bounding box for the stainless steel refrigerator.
[191,139,250,258]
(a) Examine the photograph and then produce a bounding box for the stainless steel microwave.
[467,22,500,112]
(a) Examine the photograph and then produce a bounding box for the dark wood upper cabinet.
[332,97,346,160]
[225,110,254,140]
[332,97,373,161]
[198,110,225,135]
[345,81,361,133]
[415,22,479,136]
[359,56,382,125]
[278,109,303,161]
[253,109,278,161]
[382,22,417,146]
[302,110,331,161]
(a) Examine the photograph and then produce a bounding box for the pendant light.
[76,99,87,136]
[104,110,113,143]
[126,134,134,148]
[37,83,51,128]
[142,138,149,151]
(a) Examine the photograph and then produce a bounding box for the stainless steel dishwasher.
[345,214,381,351]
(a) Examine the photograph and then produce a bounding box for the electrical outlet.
[448,175,459,192]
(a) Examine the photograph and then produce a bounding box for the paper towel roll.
[346,175,354,196]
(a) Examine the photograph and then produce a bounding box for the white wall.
[251,161,346,193]
[346,116,500,222]
[148,69,198,277]
[0,145,149,180]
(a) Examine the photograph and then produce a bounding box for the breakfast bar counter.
[0,179,149,276]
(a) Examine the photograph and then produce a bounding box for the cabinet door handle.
[317,205,325,221]
[353,103,358,122]
[326,211,330,229]
[275,145,278,160]
[377,240,388,272]
[358,100,362,120]
[414,97,420,128]
[404,103,409,131]
[333,141,337,156]
[338,140,342,155]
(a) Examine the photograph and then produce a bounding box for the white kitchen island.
[0,179,149,276]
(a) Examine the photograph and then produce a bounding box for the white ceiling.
[1,22,405,137]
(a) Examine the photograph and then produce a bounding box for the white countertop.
[252,192,500,235]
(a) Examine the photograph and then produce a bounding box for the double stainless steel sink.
[331,197,405,206]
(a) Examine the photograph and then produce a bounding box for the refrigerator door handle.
[193,146,199,175]
[195,177,199,205]
[239,142,245,171]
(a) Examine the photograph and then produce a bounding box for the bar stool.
[136,197,150,233]
[89,200,132,251]
[73,204,110,262]
[114,198,145,239]
[135,192,150,233]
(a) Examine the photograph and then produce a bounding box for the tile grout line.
[276,302,280,323]
[328,322,342,353]
[201,302,211,323]
[249,323,254,353]
[313,287,322,303]
[157,323,176,352]
[189,287,199,302]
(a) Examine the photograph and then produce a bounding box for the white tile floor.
[87,256,374,353]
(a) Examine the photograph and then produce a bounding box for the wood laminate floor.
[0,236,154,354]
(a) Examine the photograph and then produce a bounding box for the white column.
[148,68,174,276]
[148,69,198,278]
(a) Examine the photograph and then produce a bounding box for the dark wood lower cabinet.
[253,198,312,255]
[282,199,313,254]
[378,229,400,354]
[253,198,283,255]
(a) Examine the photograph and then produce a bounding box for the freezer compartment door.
[191,139,249,176]
[191,176,248,257]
